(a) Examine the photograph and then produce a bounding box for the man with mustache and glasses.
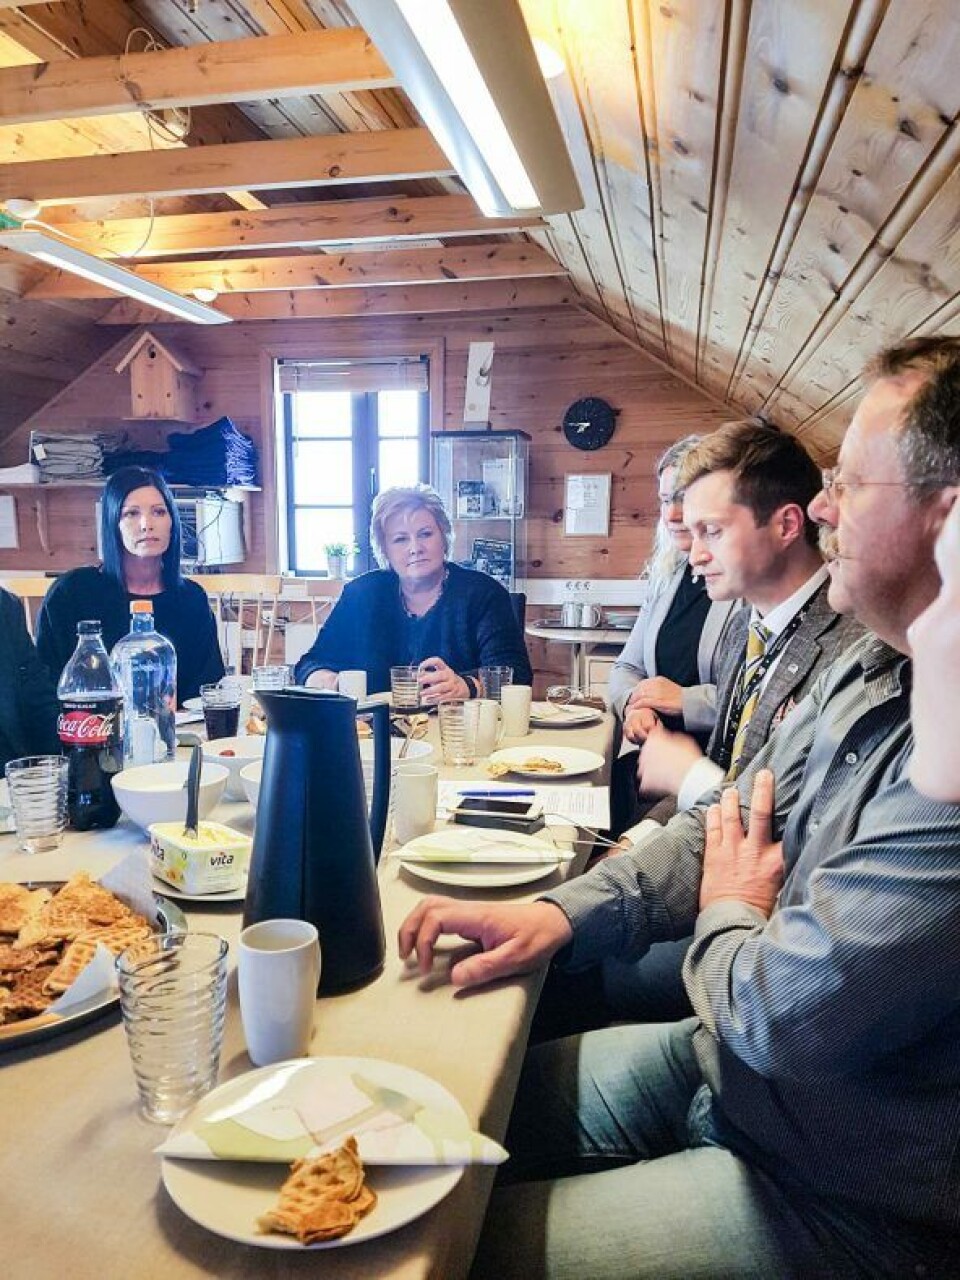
[401,336,960,1279]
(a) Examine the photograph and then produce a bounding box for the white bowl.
[239,738,433,813]
[239,759,262,810]
[202,735,266,801]
[112,761,229,832]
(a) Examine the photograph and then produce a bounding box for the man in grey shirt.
[401,336,960,1278]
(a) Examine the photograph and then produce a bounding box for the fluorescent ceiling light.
[349,0,582,218]
[0,228,232,324]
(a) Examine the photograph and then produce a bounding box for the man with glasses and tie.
[634,419,862,814]
[593,419,863,1024]
[402,335,960,1279]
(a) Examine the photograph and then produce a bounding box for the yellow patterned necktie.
[725,620,772,781]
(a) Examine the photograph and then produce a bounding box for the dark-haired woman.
[35,466,224,704]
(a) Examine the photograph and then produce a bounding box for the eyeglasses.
[821,469,952,501]
[820,469,907,501]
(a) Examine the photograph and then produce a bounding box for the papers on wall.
[437,780,610,830]
[564,474,611,536]
[0,495,17,549]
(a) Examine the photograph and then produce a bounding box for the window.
[277,358,430,575]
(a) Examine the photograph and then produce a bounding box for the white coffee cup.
[501,684,533,736]
[238,919,321,1066]
[393,761,438,845]
[467,699,504,757]
[337,670,368,700]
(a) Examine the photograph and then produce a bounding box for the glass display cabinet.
[430,429,529,591]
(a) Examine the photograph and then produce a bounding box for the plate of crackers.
[486,745,606,779]
[0,873,184,1049]
[161,1057,468,1248]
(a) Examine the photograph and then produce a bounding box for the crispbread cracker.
[257,1137,378,1245]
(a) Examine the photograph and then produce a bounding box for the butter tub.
[149,821,252,895]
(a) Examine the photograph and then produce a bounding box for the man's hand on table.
[637,722,704,796]
[699,770,784,918]
[398,898,573,989]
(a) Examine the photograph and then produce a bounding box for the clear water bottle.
[57,620,124,830]
[111,600,177,766]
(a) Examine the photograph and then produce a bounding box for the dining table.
[1,709,614,1280]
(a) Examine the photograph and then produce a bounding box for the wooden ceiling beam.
[0,1,267,151]
[26,243,565,299]
[96,277,578,324]
[48,194,541,258]
[0,29,396,125]
[0,127,452,204]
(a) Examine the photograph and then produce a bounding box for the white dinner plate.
[182,697,203,712]
[151,874,248,905]
[528,702,604,728]
[161,1057,464,1249]
[396,827,563,889]
[487,745,605,779]
[399,858,561,889]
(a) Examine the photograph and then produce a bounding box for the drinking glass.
[478,666,513,702]
[251,665,290,692]
[390,664,421,709]
[200,682,241,740]
[4,755,68,853]
[116,932,228,1125]
[438,700,479,766]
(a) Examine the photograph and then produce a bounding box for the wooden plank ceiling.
[0,0,957,456]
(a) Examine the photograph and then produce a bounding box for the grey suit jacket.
[607,567,739,733]
[707,580,864,770]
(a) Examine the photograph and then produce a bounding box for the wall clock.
[562,397,618,451]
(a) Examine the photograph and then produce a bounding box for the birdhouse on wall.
[115,330,202,421]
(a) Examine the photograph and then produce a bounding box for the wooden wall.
[0,303,730,583]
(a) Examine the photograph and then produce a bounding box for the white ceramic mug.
[393,761,438,845]
[467,699,504,757]
[501,684,533,736]
[237,919,321,1066]
[337,669,368,700]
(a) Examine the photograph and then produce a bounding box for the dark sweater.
[35,566,224,706]
[0,588,60,769]
[294,563,532,692]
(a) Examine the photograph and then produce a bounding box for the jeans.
[470,1021,947,1279]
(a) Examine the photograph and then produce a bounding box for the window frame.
[271,343,442,578]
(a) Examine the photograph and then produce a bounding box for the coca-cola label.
[58,703,119,747]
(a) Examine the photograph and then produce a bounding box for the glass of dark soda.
[200,682,241,741]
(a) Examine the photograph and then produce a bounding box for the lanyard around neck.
[715,604,809,772]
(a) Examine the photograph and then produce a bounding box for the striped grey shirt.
[546,635,960,1233]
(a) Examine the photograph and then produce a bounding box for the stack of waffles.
[0,873,152,1027]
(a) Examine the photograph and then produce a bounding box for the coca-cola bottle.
[56,620,124,830]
